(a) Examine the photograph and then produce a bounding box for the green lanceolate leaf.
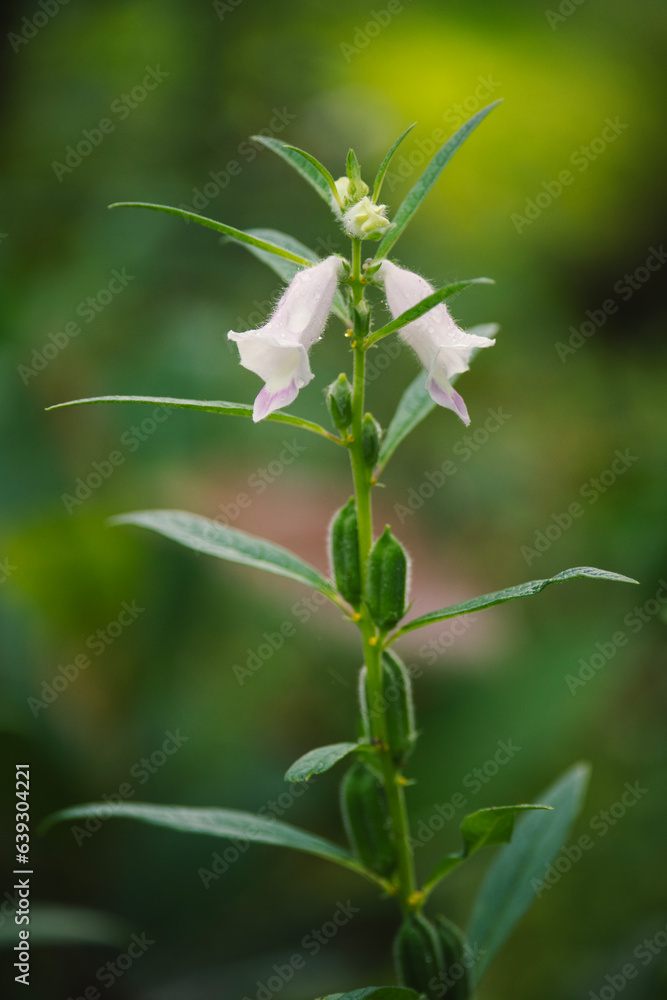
[373,123,417,202]
[376,326,498,474]
[108,202,312,265]
[109,509,341,602]
[376,101,502,258]
[42,802,381,886]
[467,762,591,984]
[45,395,342,443]
[391,567,639,640]
[320,988,420,1000]
[377,374,434,473]
[243,228,350,324]
[252,136,340,210]
[364,278,493,348]
[423,805,552,896]
[285,742,360,783]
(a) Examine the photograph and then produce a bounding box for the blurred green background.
[1,0,666,996]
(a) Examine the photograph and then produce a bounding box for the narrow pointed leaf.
[283,144,342,206]
[46,395,341,443]
[321,989,419,1000]
[467,762,591,983]
[243,228,350,324]
[365,278,493,348]
[392,567,639,639]
[376,327,498,473]
[252,136,338,209]
[373,123,417,201]
[108,202,311,265]
[423,805,551,896]
[109,509,340,601]
[285,742,360,783]
[376,101,502,258]
[42,802,379,885]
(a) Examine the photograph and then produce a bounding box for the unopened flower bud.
[343,196,392,240]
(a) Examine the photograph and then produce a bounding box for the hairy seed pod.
[367,526,407,629]
[393,912,444,996]
[341,761,397,878]
[330,497,361,608]
[358,664,371,741]
[359,652,417,765]
[434,916,470,999]
[379,650,417,765]
[362,413,382,469]
[326,373,353,432]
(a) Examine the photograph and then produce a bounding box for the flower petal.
[379,260,494,424]
[228,256,343,420]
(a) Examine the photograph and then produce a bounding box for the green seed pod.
[379,650,417,765]
[358,664,371,741]
[367,526,408,629]
[359,651,417,766]
[330,497,361,608]
[326,374,353,432]
[362,413,382,469]
[393,912,444,996]
[434,917,470,999]
[341,761,397,878]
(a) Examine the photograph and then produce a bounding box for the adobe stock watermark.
[65,932,155,998]
[27,600,144,716]
[213,0,243,20]
[511,117,629,233]
[0,557,17,584]
[239,900,361,1000]
[393,407,511,524]
[7,0,70,53]
[178,107,296,218]
[545,0,587,30]
[198,780,311,887]
[340,0,414,63]
[18,268,135,384]
[70,729,189,846]
[521,449,638,566]
[382,75,502,193]
[52,66,169,181]
[213,438,306,527]
[565,580,667,694]
[232,581,330,687]
[588,920,667,1000]
[556,245,666,361]
[427,941,486,998]
[531,780,647,897]
[61,406,173,513]
[408,738,522,853]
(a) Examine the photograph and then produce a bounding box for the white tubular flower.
[343,196,391,239]
[228,256,343,422]
[379,260,495,426]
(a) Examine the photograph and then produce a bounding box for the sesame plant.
[44,101,636,997]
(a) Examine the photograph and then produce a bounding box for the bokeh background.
[1,0,666,997]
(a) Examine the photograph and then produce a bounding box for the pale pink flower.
[229,256,343,421]
[379,260,495,425]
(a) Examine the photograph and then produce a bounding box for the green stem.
[347,239,418,913]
